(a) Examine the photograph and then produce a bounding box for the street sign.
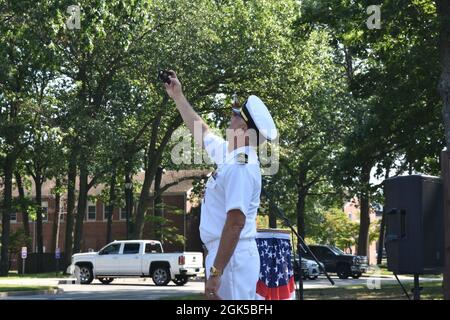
[55,248,61,259]
[21,247,27,259]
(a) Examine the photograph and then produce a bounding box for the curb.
[58,279,77,284]
[0,288,64,298]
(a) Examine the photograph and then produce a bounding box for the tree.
[297,0,443,255]
[309,208,359,251]
[0,0,56,275]
[435,0,450,300]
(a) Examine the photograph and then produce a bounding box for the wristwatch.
[210,265,223,277]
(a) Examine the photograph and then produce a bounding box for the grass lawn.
[3,271,68,279]
[160,281,443,300]
[0,285,58,292]
[304,281,443,300]
[364,264,443,279]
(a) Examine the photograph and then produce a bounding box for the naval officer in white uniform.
[164,70,277,300]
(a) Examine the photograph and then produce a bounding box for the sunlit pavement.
[1,277,205,300]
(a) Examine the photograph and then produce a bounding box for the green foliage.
[308,208,359,250]
[8,229,31,255]
[0,0,445,271]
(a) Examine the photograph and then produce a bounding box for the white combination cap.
[240,95,277,141]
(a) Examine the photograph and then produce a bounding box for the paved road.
[1,278,205,300]
[0,275,441,300]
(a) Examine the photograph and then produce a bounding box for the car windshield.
[329,246,345,255]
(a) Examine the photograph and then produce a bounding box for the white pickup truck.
[67,240,204,286]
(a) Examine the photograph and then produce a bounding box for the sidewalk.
[0,277,74,286]
[0,288,63,298]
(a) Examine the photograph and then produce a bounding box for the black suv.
[303,245,368,279]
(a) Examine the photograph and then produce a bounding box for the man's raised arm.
[164,70,209,147]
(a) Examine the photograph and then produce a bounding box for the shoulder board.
[236,153,248,164]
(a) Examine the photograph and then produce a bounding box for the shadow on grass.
[159,281,444,300]
[0,285,58,292]
[4,271,68,279]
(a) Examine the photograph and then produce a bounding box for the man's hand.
[162,69,210,146]
[205,276,222,300]
[164,70,183,100]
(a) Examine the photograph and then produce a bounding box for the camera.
[158,70,172,84]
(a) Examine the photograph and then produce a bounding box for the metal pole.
[55,197,62,275]
[297,243,304,300]
[126,190,130,240]
[22,258,25,275]
[413,274,421,300]
[33,221,36,253]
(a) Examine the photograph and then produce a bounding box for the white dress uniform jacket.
[200,132,261,300]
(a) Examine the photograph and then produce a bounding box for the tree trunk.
[15,172,30,239]
[73,163,88,253]
[154,166,164,242]
[34,176,44,272]
[357,164,371,256]
[106,170,117,244]
[133,169,155,239]
[436,2,450,299]
[436,0,450,151]
[124,164,134,240]
[51,178,62,253]
[64,150,77,268]
[0,156,14,276]
[132,116,181,239]
[296,191,306,240]
[296,169,308,239]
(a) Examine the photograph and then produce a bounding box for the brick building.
[6,170,207,269]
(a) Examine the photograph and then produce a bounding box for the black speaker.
[384,175,444,274]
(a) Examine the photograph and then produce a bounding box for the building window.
[10,212,17,222]
[120,208,127,221]
[42,201,48,222]
[87,202,96,221]
[104,205,113,221]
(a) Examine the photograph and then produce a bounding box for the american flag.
[256,232,295,300]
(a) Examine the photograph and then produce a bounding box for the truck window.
[99,243,121,255]
[145,243,162,253]
[310,247,325,258]
[123,243,140,254]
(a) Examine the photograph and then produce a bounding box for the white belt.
[204,238,255,253]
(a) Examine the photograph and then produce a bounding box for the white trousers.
[205,238,260,300]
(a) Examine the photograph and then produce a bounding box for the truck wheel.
[336,264,351,279]
[98,277,114,284]
[172,275,188,286]
[352,272,362,279]
[78,265,94,284]
[152,267,171,286]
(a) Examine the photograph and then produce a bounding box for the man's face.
[226,107,248,143]
[229,108,247,130]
